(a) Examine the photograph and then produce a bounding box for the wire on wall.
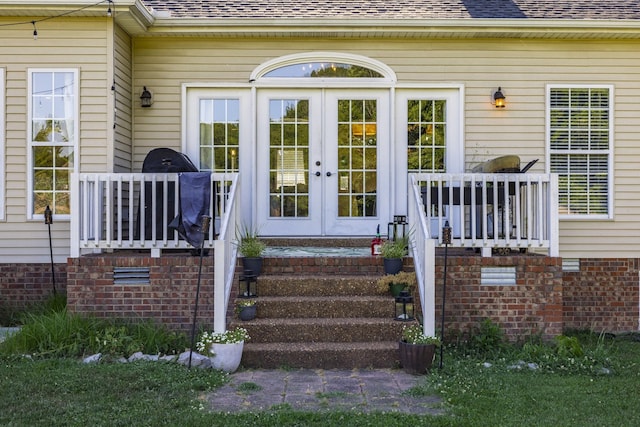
[0,0,114,39]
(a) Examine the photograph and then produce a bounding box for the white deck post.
[213,239,226,333]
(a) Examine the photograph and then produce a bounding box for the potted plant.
[236,299,257,321]
[235,224,266,276]
[376,271,417,297]
[380,234,409,275]
[398,323,441,375]
[196,327,250,373]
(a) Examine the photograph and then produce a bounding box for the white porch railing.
[407,172,558,337]
[70,173,239,256]
[407,176,437,336]
[415,172,559,256]
[70,172,241,333]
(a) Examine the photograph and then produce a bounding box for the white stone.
[83,353,102,364]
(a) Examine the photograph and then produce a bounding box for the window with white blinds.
[548,86,612,218]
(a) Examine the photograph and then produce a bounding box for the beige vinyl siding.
[0,17,112,263]
[131,36,640,258]
[114,24,132,172]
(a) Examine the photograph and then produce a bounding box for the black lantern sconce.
[238,269,258,298]
[492,87,506,109]
[140,86,152,108]
[394,290,414,321]
[387,215,408,241]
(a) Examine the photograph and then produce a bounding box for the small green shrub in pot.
[376,271,417,295]
[235,224,266,258]
[380,234,410,259]
[401,323,441,346]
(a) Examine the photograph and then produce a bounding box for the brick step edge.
[241,341,401,369]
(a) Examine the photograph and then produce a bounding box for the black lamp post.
[238,270,258,298]
[394,290,415,321]
[44,205,56,296]
[439,221,452,369]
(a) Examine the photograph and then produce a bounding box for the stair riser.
[255,299,394,319]
[242,348,399,369]
[255,277,383,297]
[240,322,406,343]
[254,257,413,276]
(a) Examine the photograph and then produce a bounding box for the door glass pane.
[407,99,446,172]
[269,99,309,217]
[337,99,377,217]
[199,99,239,172]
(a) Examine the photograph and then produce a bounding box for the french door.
[257,89,390,236]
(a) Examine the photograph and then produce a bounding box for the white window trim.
[546,84,614,220]
[0,68,5,221]
[250,52,397,87]
[27,68,80,221]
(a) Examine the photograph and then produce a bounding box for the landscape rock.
[83,353,102,364]
[177,350,211,368]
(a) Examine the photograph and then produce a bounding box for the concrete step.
[231,317,406,344]
[250,295,394,319]
[241,341,400,369]
[231,248,415,369]
[255,275,384,297]
[259,256,390,276]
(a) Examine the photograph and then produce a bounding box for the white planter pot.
[209,341,244,373]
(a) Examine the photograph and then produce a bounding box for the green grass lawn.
[2,336,640,426]
[2,302,639,426]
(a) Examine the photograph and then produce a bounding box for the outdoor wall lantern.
[492,87,506,108]
[140,86,152,108]
[394,290,414,321]
[239,269,258,298]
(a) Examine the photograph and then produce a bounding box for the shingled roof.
[141,0,640,20]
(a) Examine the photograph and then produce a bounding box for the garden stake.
[44,205,57,296]
[439,221,451,369]
[189,215,211,369]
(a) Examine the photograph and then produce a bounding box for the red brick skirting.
[2,254,639,339]
[563,258,639,332]
[0,263,66,308]
[434,253,564,340]
[66,252,216,332]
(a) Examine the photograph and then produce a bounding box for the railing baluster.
[128,176,134,245]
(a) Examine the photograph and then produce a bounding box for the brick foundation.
[66,252,218,333]
[3,254,639,339]
[563,258,639,332]
[0,263,67,309]
[435,252,564,341]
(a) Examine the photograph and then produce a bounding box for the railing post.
[549,174,559,257]
[423,237,436,337]
[70,173,80,258]
[213,239,226,333]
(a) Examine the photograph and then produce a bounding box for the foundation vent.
[113,267,150,285]
[481,266,516,286]
[562,258,580,272]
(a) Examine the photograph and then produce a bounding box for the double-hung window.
[28,69,78,219]
[548,85,613,218]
